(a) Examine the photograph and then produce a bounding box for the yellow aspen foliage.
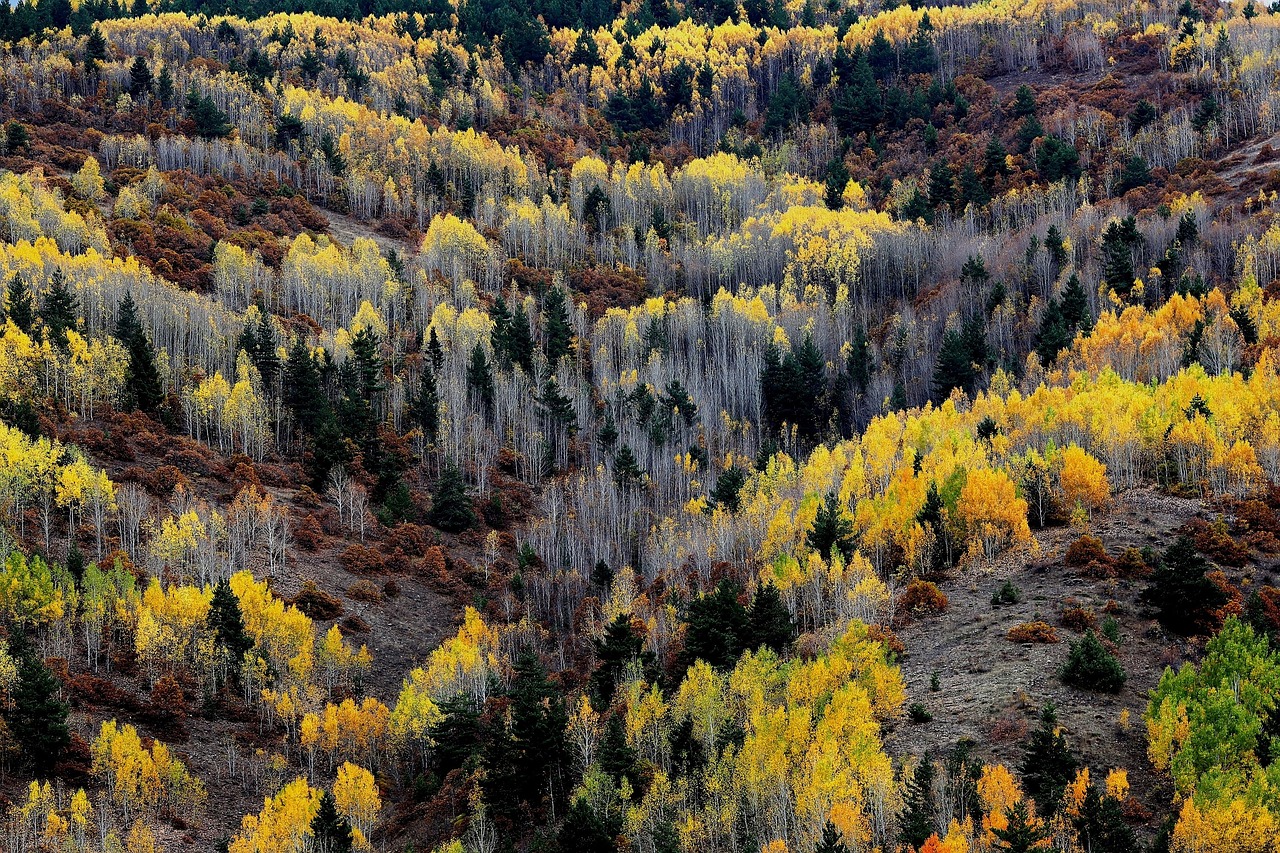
[0,550,64,627]
[1059,445,1110,518]
[1171,798,1277,853]
[229,777,321,853]
[91,720,207,822]
[333,762,381,845]
[956,468,1031,561]
[977,763,1023,841]
[72,156,106,203]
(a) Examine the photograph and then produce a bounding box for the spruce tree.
[808,492,854,561]
[899,754,937,849]
[129,55,152,96]
[592,613,654,704]
[427,326,444,370]
[1061,629,1126,693]
[426,461,475,533]
[41,269,77,351]
[709,465,747,513]
[115,292,165,415]
[5,635,71,777]
[414,365,440,444]
[543,286,573,363]
[309,790,354,853]
[208,577,254,679]
[992,800,1049,852]
[283,338,328,436]
[613,444,643,487]
[466,343,495,414]
[5,273,35,333]
[1141,534,1228,635]
[1019,703,1078,815]
[848,326,872,393]
[506,304,536,373]
[683,579,749,671]
[598,713,639,788]
[815,820,850,853]
[557,797,613,853]
[747,582,795,655]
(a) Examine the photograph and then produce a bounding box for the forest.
[1,0,1280,849]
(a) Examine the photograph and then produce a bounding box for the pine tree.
[129,55,152,96]
[284,338,328,436]
[5,274,35,333]
[427,326,445,370]
[957,162,990,208]
[592,613,654,704]
[815,821,850,853]
[539,376,579,439]
[1117,154,1150,192]
[992,800,1048,852]
[466,343,495,414]
[5,121,31,155]
[1059,274,1091,332]
[613,444,643,487]
[156,67,174,105]
[808,492,854,561]
[185,89,233,139]
[5,636,71,777]
[115,292,165,415]
[1101,217,1139,296]
[1141,534,1228,635]
[984,136,1009,181]
[1011,84,1038,117]
[1073,783,1138,853]
[557,797,613,853]
[684,579,749,670]
[209,577,254,679]
[543,286,573,363]
[506,304,535,373]
[1061,629,1126,693]
[1019,703,1078,815]
[900,754,937,849]
[426,461,475,533]
[747,582,795,655]
[832,49,881,138]
[848,325,872,393]
[85,26,107,61]
[598,713,639,788]
[709,466,747,513]
[414,365,440,443]
[41,269,77,351]
[310,790,354,853]
[1035,299,1072,366]
[824,157,850,210]
[928,161,954,211]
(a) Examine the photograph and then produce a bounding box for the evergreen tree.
[1128,99,1157,134]
[1019,703,1078,815]
[992,800,1049,852]
[807,492,854,561]
[1141,534,1228,635]
[115,292,165,415]
[429,694,482,777]
[466,343,495,414]
[185,89,233,139]
[1045,225,1068,271]
[506,304,536,373]
[41,270,77,351]
[933,314,987,400]
[591,612,654,704]
[1073,783,1139,853]
[426,461,475,533]
[928,161,954,211]
[1011,84,1038,117]
[414,365,440,444]
[539,375,579,442]
[156,67,174,105]
[815,820,850,853]
[1035,299,1072,366]
[832,50,881,138]
[5,636,71,777]
[900,754,937,849]
[1117,154,1150,192]
[1101,216,1140,296]
[683,579,749,671]
[208,578,254,679]
[1060,629,1126,693]
[598,713,640,788]
[1059,274,1091,332]
[824,157,850,210]
[543,286,573,363]
[5,121,31,155]
[984,136,1009,180]
[5,274,36,333]
[427,326,445,370]
[557,797,613,853]
[848,325,872,393]
[85,26,107,61]
[747,582,795,655]
[709,465,747,513]
[613,444,643,486]
[309,791,354,853]
[957,162,990,208]
[129,55,152,96]
[283,338,329,436]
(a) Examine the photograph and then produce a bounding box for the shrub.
[1064,534,1111,570]
[991,579,1021,605]
[341,544,387,575]
[907,702,933,724]
[291,580,343,620]
[1061,630,1126,693]
[1060,605,1096,633]
[1007,621,1060,643]
[1181,517,1249,566]
[1101,615,1121,643]
[149,675,189,734]
[1114,547,1151,578]
[898,580,949,618]
[346,580,383,603]
[866,624,906,657]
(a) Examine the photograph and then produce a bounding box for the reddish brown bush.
[1181,518,1250,567]
[67,674,140,710]
[897,580,949,618]
[866,624,906,657]
[291,580,343,620]
[1114,548,1151,578]
[1007,621,1060,643]
[1234,499,1280,535]
[1060,605,1097,633]
[341,544,387,575]
[346,580,383,603]
[1065,535,1112,571]
[149,675,189,726]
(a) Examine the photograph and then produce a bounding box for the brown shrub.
[149,675,188,725]
[1114,548,1151,578]
[341,614,370,634]
[1065,535,1111,570]
[1060,605,1097,633]
[67,674,141,710]
[1007,621,1060,643]
[347,579,383,603]
[1234,499,1280,535]
[341,544,387,575]
[897,580,949,618]
[1181,517,1250,567]
[291,580,344,620]
[866,624,906,657]
[293,513,325,551]
[383,579,401,599]
[988,713,1029,743]
[231,462,262,491]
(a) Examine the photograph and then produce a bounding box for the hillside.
[1,0,1280,851]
